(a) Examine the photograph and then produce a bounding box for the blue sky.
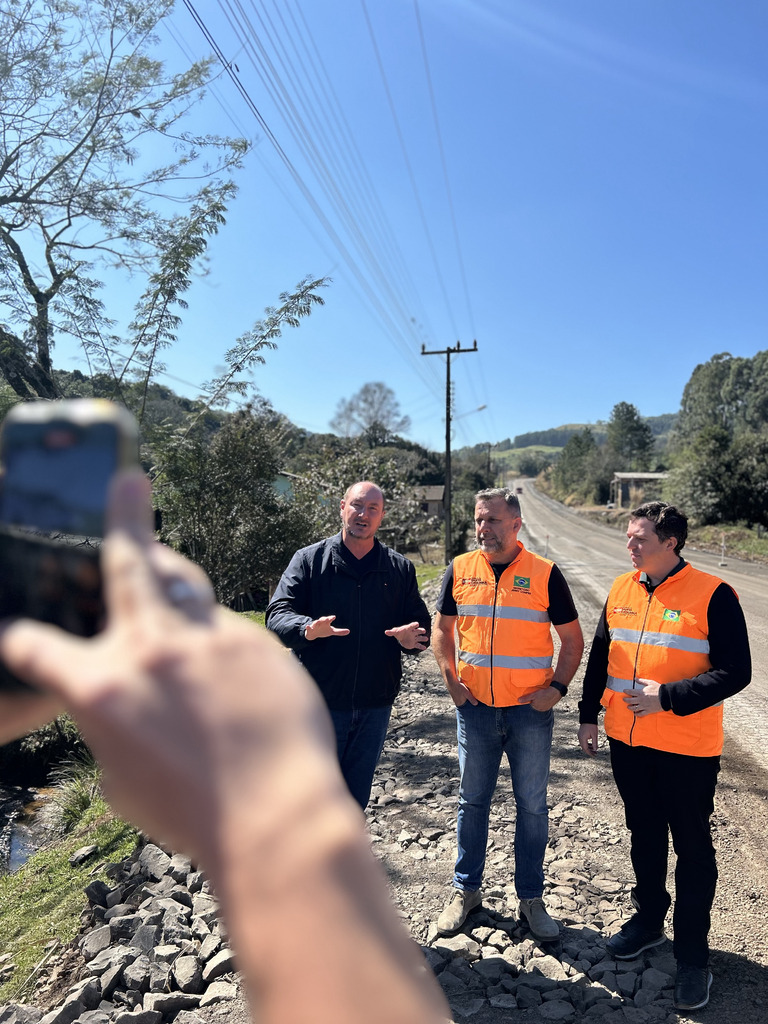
[64,1,768,452]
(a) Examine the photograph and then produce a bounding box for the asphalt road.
[514,480,767,774]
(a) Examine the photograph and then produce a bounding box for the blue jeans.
[329,706,392,810]
[454,700,553,898]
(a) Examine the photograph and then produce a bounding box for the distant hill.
[490,413,677,453]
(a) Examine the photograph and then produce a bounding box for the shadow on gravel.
[703,948,768,1019]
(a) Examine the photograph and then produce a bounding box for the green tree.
[290,439,436,556]
[329,382,411,442]
[664,426,733,524]
[155,403,312,605]
[0,0,246,404]
[606,402,654,471]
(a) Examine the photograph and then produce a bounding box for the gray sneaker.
[436,889,482,935]
[518,897,560,942]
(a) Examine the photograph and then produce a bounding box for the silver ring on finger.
[167,578,212,607]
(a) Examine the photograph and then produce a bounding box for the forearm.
[213,763,448,1024]
[265,599,312,651]
[552,636,583,686]
[432,617,458,686]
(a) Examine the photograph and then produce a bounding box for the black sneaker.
[606,915,666,960]
[674,962,713,1010]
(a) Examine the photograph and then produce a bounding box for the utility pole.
[421,340,479,564]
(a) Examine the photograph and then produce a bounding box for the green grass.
[240,610,266,626]
[0,799,137,1002]
[688,523,768,566]
[414,563,446,588]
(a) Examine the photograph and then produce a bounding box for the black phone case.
[0,528,104,691]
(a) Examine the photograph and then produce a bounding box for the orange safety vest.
[453,545,555,706]
[602,562,730,756]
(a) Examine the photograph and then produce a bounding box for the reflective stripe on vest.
[602,563,728,756]
[609,627,710,655]
[453,545,555,705]
[456,604,550,623]
[459,649,553,671]
[604,674,723,707]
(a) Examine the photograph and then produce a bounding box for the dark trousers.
[609,738,720,967]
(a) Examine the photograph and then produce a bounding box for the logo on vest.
[611,605,636,616]
[459,576,489,586]
[513,575,531,591]
[663,608,681,622]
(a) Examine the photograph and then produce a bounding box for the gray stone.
[105,904,134,921]
[617,972,638,998]
[198,933,221,962]
[123,954,151,993]
[450,996,486,1018]
[100,963,123,1000]
[186,871,205,894]
[64,979,101,1011]
[130,924,161,954]
[433,934,481,961]
[84,881,111,907]
[531,955,570,982]
[641,967,673,991]
[106,887,127,909]
[150,945,180,964]
[138,844,172,881]
[198,981,237,1007]
[85,946,140,977]
[109,915,142,940]
[489,993,517,1009]
[168,854,192,882]
[142,994,201,1014]
[69,845,98,866]
[201,947,236,982]
[191,894,219,926]
[149,962,171,993]
[515,985,542,1008]
[38,1003,84,1024]
[539,1001,577,1021]
[162,918,192,944]
[190,917,211,941]
[113,1013,162,1024]
[168,886,193,909]
[80,926,112,961]
[172,956,204,994]
[77,1014,111,1024]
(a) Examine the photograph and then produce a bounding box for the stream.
[0,787,55,874]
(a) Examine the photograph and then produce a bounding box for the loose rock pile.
[0,842,239,1024]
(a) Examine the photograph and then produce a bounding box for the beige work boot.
[436,888,482,935]
[518,897,560,941]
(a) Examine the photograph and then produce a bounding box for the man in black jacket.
[266,481,431,809]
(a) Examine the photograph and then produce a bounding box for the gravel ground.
[189,643,767,1024]
[7,589,766,1023]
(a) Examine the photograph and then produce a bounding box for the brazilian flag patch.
[514,576,531,589]
[663,608,681,622]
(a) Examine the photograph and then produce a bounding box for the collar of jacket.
[634,557,687,594]
[329,531,386,573]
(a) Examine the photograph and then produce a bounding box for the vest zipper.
[489,573,500,704]
[628,590,653,745]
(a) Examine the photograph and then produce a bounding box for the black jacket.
[265,533,431,711]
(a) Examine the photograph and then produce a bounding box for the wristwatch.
[550,680,568,697]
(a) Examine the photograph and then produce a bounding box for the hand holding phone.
[0,399,139,690]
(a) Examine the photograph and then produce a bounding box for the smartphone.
[0,399,139,691]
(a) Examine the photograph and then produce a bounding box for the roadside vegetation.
[0,797,136,1003]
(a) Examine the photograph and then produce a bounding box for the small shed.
[610,472,668,508]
